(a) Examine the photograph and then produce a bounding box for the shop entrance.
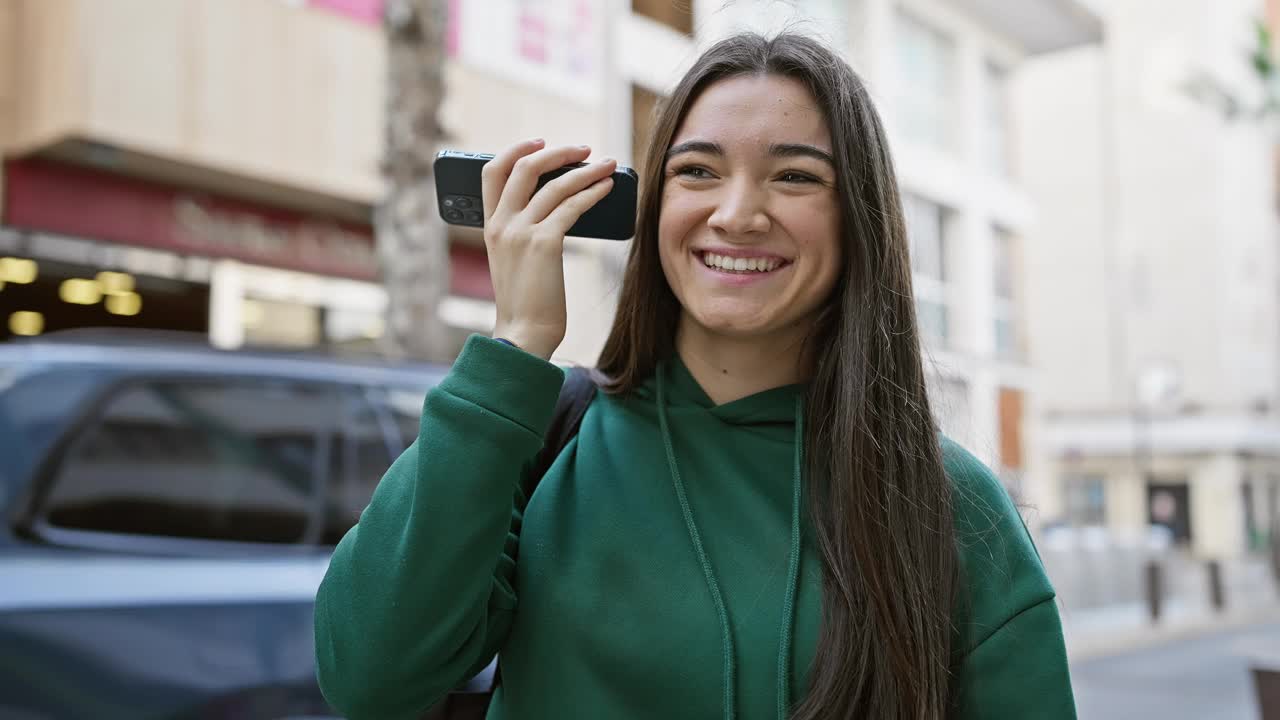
[0,256,209,342]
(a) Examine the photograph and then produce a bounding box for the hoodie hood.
[635,353,803,427]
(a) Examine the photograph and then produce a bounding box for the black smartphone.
[434,150,639,241]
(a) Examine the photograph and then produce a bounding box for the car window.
[323,392,395,544]
[42,379,342,544]
[0,368,103,482]
[380,387,428,450]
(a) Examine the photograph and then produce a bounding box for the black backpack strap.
[521,366,597,501]
[479,367,597,704]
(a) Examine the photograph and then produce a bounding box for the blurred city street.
[1073,617,1280,720]
[2,0,1280,717]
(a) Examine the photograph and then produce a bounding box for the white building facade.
[1016,0,1280,558]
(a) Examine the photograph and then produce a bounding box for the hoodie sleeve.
[944,439,1077,720]
[314,334,565,720]
[953,598,1076,719]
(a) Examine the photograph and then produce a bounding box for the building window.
[904,194,951,347]
[993,227,1020,360]
[983,61,1011,175]
[927,374,972,448]
[893,10,956,150]
[633,0,692,36]
[1065,474,1107,527]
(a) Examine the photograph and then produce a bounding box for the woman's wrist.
[490,330,557,361]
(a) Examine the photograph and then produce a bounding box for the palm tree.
[378,0,455,362]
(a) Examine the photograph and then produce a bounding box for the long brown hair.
[596,33,958,719]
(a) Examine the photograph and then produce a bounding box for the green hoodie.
[315,335,1076,720]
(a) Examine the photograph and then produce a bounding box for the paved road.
[1071,621,1280,720]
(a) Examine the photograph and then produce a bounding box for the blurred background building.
[0,0,392,351]
[0,0,617,358]
[1018,0,1280,561]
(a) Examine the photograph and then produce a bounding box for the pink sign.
[307,0,384,25]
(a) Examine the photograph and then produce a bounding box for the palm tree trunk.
[378,0,455,362]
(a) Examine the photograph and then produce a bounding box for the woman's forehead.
[674,75,832,151]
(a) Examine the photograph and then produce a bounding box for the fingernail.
[530,137,544,144]
[578,144,590,149]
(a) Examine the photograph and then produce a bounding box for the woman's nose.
[707,179,771,236]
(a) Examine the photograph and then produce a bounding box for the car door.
[0,374,392,720]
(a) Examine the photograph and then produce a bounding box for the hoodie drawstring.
[776,395,804,719]
[656,366,805,720]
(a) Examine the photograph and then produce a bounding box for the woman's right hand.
[481,139,617,361]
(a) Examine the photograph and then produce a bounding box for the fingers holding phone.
[471,141,617,360]
[437,146,637,240]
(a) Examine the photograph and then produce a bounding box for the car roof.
[0,329,448,387]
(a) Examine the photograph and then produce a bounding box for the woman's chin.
[684,308,778,340]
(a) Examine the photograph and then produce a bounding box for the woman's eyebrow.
[665,140,835,167]
[666,140,723,159]
[769,143,835,166]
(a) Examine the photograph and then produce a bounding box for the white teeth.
[700,252,781,273]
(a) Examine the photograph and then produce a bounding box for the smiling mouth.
[696,251,791,274]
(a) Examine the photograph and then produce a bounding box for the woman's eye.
[673,165,713,179]
[778,171,818,184]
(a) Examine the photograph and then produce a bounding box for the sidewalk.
[1043,544,1280,660]
[1063,594,1280,662]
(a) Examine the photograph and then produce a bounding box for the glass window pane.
[916,299,950,346]
[383,387,429,450]
[894,11,955,149]
[984,61,1010,174]
[928,375,971,446]
[904,194,947,282]
[994,228,1014,299]
[45,380,340,544]
[995,314,1017,359]
[1065,474,1107,526]
[323,392,394,545]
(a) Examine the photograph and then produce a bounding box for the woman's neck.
[674,318,810,405]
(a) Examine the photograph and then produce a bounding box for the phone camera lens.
[443,197,456,208]
[455,197,474,209]
[445,208,463,222]
[463,210,483,224]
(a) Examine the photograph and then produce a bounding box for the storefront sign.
[172,198,377,277]
[3,158,380,282]
[2,158,494,299]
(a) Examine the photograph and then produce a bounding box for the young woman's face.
[658,74,842,344]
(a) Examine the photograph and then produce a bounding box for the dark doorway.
[1147,481,1192,545]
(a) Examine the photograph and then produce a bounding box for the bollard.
[1207,559,1225,613]
[1272,530,1280,587]
[1144,559,1163,623]
[1255,667,1280,720]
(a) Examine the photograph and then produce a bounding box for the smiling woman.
[315,32,1075,720]
[655,75,842,395]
